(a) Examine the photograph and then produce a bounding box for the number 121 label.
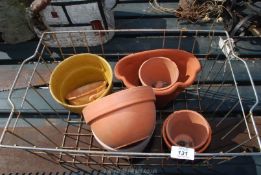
[170,146,195,160]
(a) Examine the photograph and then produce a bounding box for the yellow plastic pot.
[49,53,113,113]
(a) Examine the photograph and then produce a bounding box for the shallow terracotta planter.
[162,114,211,153]
[138,57,179,90]
[66,81,107,105]
[49,53,113,113]
[165,110,211,150]
[114,49,201,107]
[82,86,156,149]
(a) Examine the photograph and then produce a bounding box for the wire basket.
[0,29,260,170]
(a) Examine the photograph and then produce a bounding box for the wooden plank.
[1,116,260,153]
[1,34,261,63]
[0,41,38,61]
[0,64,56,91]
[0,59,261,88]
[115,18,224,30]
[0,117,260,173]
[0,84,259,113]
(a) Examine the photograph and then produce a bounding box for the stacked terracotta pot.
[114,49,201,108]
[82,86,156,152]
[162,110,212,153]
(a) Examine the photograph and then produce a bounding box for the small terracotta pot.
[138,57,179,90]
[162,115,211,153]
[82,86,156,149]
[196,128,212,153]
[49,53,113,113]
[165,110,211,150]
[114,49,201,108]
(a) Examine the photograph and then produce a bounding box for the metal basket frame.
[0,29,260,168]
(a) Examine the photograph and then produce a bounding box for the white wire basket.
[0,29,260,170]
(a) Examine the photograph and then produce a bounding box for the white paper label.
[170,146,195,160]
[218,37,225,49]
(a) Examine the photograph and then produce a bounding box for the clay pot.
[93,127,154,152]
[138,57,179,90]
[65,81,107,105]
[82,86,156,149]
[162,111,211,153]
[197,129,212,153]
[114,49,201,107]
[165,110,211,150]
[162,116,172,149]
[49,53,113,113]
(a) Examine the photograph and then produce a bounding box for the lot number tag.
[170,146,195,160]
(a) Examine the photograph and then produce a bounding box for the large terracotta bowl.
[49,53,113,113]
[165,110,211,151]
[114,49,201,108]
[82,86,156,149]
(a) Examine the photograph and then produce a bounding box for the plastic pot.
[114,49,201,108]
[138,57,179,90]
[165,110,211,150]
[82,86,156,149]
[49,53,113,113]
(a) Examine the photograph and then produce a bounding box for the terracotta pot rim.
[165,110,211,150]
[83,86,156,124]
[138,56,179,91]
[49,53,113,109]
[163,116,212,152]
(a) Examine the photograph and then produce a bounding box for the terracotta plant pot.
[197,129,212,153]
[65,81,107,105]
[162,112,211,153]
[93,127,154,152]
[162,116,172,149]
[114,49,201,107]
[165,110,211,150]
[138,57,179,90]
[82,86,156,149]
[49,53,113,113]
